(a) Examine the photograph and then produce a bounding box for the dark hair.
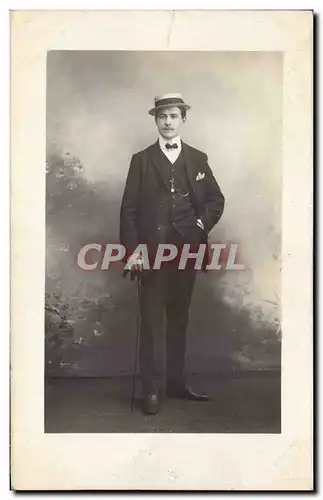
[155,107,187,120]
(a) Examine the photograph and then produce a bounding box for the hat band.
[155,97,185,108]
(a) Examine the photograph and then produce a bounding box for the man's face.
[155,106,185,140]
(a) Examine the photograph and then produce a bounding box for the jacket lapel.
[149,140,170,190]
[181,142,198,196]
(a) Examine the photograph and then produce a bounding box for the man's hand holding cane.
[121,254,144,411]
[122,255,144,282]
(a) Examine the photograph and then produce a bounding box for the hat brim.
[149,103,191,116]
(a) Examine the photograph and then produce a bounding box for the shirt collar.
[158,135,181,150]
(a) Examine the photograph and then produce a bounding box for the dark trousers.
[139,227,197,395]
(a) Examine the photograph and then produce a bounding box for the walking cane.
[130,273,142,412]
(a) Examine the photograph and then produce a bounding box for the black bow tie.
[165,143,178,150]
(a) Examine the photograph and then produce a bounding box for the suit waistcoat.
[155,146,197,230]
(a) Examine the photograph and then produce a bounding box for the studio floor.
[45,373,280,433]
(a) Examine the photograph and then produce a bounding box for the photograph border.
[10,10,313,490]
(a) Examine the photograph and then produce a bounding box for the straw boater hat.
[148,93,191,116]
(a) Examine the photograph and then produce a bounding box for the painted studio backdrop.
[46,51,282,377]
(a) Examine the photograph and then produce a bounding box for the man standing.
[120,93,225,414]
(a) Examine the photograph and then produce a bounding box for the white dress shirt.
[158,135,182,164]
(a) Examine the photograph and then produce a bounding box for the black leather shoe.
[142,393,160,415]
[167,384,210,401]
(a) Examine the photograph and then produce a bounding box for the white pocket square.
[196,172,205,181]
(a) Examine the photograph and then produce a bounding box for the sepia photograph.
[45,50,282,433]
[11,10,312,490]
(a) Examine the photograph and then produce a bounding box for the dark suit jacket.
[120,140,225,255]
